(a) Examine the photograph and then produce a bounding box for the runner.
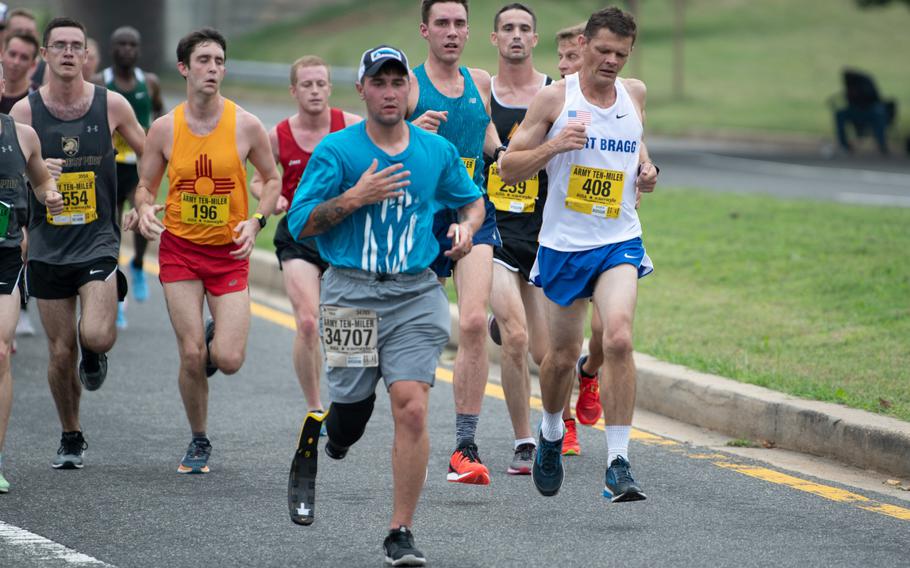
[82,38,98,81]
[11,17,146,469]
[481,3,552,474]
[500,6,659,500]
[285,44,484,566]
[95,26,165,328]
[250,55,360,415]
[124,27,281,474]
[408,0,502,486]
[0,64,63,492]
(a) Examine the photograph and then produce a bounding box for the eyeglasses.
[46,42,85,54]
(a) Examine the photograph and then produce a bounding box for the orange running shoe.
[562,418,581,456]
[575,355,603,425]
[447,443,491,485]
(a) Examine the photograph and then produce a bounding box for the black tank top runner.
[483,75,552,241]
[0,114,28,249]
[28,85,119,264]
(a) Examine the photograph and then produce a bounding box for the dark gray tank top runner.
[0,114,28,248]
[28,85,119,264]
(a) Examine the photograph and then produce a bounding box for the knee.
[393,396,427,433]
[602,327,634,359]
[500,319,529,354]
[180,342,207,373]
[47,338,77,365]
[216,349,245,375]
[82,328,116,354]
[295,311,320,343]
[458,308,487,342]
[0,340,11,365]
[545,343,581,375]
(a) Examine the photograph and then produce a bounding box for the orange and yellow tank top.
[164,98,248,245]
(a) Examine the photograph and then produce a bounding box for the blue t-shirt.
[287,121,482,274]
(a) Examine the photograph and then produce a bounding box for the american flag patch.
[567,109,592,126]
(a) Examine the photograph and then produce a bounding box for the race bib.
[461,157,476,179]
[0,200,10,240]
[565,165,624,218]
[321,306,379,368]
[113,132,136,165]
[180,192,229,226]
[486,162,539,213]
[48,171,97,225]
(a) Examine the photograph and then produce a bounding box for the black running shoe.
[532,431,564,496]
[325,439,348,460]
[52,431,87,469]
[383,526,426,566]
[204,318,217,377]
[78,353,108,391]
[604,456,647,502]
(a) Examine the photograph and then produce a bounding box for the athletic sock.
[514,437,536,449]
[606,425,631,463]
[580,356,598,378]
[455,413,479,448]
[80,345,100,373]
[191,431,208,442]
[540,410,565,442]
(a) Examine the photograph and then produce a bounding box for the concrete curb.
[242,245,910,479]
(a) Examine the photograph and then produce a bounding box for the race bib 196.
[180,192,229,226]
[486,162,539,213]
[48,171,97,225]
[565,165,624,218]
[321,306,379,368]
[461,157,476,179]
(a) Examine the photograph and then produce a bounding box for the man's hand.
[411,110,448,133]
[550,122,588,154]
[134,203,165,240]
[637,161,658,193]
[274,195,289,215]
[444,222,474,261]
[351,159,409,206]
[230,218,260,259]
[45,158,64,180]
[44,189,64,216]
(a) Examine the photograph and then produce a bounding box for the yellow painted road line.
[126,255,910,524]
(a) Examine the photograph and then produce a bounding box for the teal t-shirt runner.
[286,121,482,274]
[411,64,489,191]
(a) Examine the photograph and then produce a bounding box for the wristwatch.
[493,145,508,161]
[253,212,268,229]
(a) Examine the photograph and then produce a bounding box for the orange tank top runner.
[164,99,248,246]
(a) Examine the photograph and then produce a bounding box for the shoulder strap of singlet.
[103,67,114,85]
[135,68,146,83]
[329,107,345,132]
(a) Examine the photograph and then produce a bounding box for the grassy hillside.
[230,0,910,141]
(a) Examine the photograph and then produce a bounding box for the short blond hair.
[289,55,330,85]
[555,23,585,44]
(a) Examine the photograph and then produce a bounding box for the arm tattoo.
[308,196,354,234]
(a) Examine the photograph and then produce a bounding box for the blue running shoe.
[604,456,647,502]
[532,432,564,496]
[116,302,127,330]
[178,437,212,474]
[131,264,149,302]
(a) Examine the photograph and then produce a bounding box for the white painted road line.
[0,521,115,567]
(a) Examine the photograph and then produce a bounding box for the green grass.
[635,188,910,421]
[228,0,910,140]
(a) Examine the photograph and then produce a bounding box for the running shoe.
[507,442,535,475]
[487,314,502,346]
[562,418,581,456]
[447,442,490,485]
[383,526,426,566]
[177,437,212,474]
[116,302,127,330]
[532,431,564,497]
[15,311,35,336]
[0,471,9,493]
[575,355,603,425]
[78,352,108,392]
[131,264,149,302]
[603,456,647,502]
[204,318,217,377]
[52,431,87,469]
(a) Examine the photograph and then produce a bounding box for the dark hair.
[7,8,36,23]
[421,0,469,24]
[4,30,40,58]
[42,17,87,48]
[584,6,637,44]
[176,27,227,67]
[493,3,535,31]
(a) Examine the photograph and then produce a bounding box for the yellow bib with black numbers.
[486,162,539,213]
[48,171,97,225]
[461,157,476,179]
[180,192,229,226]
[565,165,624,218]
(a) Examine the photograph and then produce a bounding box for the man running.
[11,17,146,469]
[409,0,502,486]
[0,64,62,492]
[481,3,553,475]
[125,28,281,474]
[287,44,484,566]
[250,55,360,416]
[95,26,165,328]
[500,6,658,500]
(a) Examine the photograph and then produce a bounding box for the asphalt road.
[2,281,908,567]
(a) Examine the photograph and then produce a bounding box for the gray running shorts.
[320,267,451,403]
